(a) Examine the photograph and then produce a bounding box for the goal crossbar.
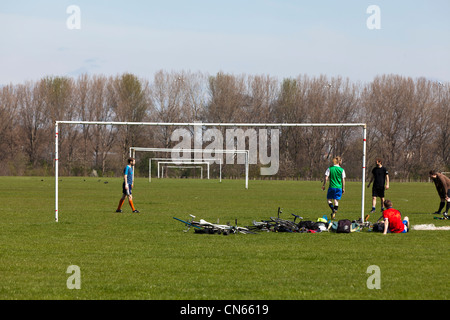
[54,121,367,222]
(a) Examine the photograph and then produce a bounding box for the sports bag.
[298,220,315,230]
[372,222,385,232]
[336,219,352,233]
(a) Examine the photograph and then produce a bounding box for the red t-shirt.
[383,208,405,233]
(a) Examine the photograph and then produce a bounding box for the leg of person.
[332,200,338,219]
[127,185,139,213]
[326,187,335,216]
[116,182,127,212]
[128,195,137,212]
[116,194,126,212]
[332,188,342,219]
[327,199,335,215]
[445,190,450,213]
[444,191,450,219]
[435,200,445,214]
[371,196,376,213]
[378,186,386,212]
[402,216,409,233]
[129,196,140,213]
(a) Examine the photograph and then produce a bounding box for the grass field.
[0,176,448,300]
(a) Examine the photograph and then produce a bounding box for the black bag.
[336,219,352,233]
[298,221,315,230]
[372,222,384,232]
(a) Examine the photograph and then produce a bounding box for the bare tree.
[206,72,247,123]
[109,73,151,163]
[0,84,20,174]
[17,82,48,168]
[434,82,450,170]
[0,70,446,180]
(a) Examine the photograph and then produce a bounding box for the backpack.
[372,222,385,232]
[336,219,352,233]
[298,220,315,230]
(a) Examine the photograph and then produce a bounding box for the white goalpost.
[54,121,367,222]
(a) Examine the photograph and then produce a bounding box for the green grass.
[0,177,448,300]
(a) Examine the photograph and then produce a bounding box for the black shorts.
[372,186,385,198]
[122,183,132,196]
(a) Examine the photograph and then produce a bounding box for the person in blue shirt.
[116,158,140,213]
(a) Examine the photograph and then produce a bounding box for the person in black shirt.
[367,158,389,214]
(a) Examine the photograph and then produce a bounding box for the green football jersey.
[328,165,344,188]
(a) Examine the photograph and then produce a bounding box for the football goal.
[148,157,220,182]
[131,148,234,184]
[158,161,210,179]
[54,121,367,222]
[162,165,204,179]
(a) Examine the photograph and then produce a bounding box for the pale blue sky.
[1,0,449,84]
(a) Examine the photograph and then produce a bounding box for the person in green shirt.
[322,156,346,219]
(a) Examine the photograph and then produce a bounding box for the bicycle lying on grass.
[246,207,306,233]
[173,215,256,235]
[174,208,378,235]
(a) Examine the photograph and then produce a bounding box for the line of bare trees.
[0,71,448,180]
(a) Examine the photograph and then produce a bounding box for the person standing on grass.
[116,158,140,213]
[382,199,409,234]
[429,170,450,219]
[367,158,390,214]
[322,156,346,220]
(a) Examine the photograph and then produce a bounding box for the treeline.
[0,71,448,180]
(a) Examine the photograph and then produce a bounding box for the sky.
[1,0,449,85]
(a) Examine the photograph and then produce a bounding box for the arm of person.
[367,176,373,188]
[385,174,390,190]
[342,178,345,194]
[124,174,128,190]
[322,176,328,190]
[383,218,389,234]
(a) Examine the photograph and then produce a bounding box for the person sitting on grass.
[382,199,409,235]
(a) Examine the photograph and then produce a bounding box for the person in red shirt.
[382,199,409,234]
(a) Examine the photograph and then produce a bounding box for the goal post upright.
[54,121,366,222]
[55,122,59,222]
[362,125,367,223]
